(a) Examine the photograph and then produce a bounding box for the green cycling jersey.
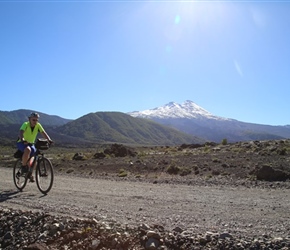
[18,122,45,143]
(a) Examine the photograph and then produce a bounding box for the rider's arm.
[19,122,28,142]
[19,130,26,142]
[41,131,53,143]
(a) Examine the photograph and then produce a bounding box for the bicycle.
[13,139,54,194]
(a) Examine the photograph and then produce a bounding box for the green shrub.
[166,164,180,175]
[277,148,287,155]
[221,138,228,145]
[203,145,210,153]
[118,169,128,177]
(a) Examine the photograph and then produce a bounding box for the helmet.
[28,112,40,118]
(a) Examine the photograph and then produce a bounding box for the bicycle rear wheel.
[35,157,54,194]
[13,159,28,191]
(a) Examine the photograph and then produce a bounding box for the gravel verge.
[1,165,290,249]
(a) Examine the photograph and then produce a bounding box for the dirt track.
[1,166,290,239]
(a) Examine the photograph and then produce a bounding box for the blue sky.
[1,0,290,125]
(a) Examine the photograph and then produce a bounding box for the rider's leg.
[28,146,36,182]
[29,145,36,170]
[22,146,31,166]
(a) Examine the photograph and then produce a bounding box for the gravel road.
[1,166,290,239]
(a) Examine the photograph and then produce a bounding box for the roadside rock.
[256,165,290,181]
[1,208,290,250]
[72,153,85,161]
[104,143,137,157]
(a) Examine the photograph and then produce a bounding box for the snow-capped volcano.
[128,100,290,143]
[128,100,229,120]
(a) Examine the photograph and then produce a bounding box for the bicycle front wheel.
[13,159,28,191]
[35,157,54,194]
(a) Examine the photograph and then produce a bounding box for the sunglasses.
[32,119,38,122]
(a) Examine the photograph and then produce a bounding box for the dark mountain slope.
[56,112,205,145]
[0,109,71,126]
[153,117,286,143]
[0,110,205,146]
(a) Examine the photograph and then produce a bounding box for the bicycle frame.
[13,141,54,194]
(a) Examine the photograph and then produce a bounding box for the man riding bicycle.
[16,112,53,182]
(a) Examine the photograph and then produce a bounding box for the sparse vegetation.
[2,139,289,183]
[203,145,210,153]
[118,169,128,177]
[221,138,228,145]
[277,148,287,155]
[166,164,180,175]
[179,167,191,176]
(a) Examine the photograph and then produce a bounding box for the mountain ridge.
[129,100,232,121]
[54,112,203,145]
[127,100,290,143]
[1,101,290,145]
[0,109,71,126]
[0,109,204,146]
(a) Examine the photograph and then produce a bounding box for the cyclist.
[16,112,53,182]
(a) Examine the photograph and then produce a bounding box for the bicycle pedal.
[21,166,28,174]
